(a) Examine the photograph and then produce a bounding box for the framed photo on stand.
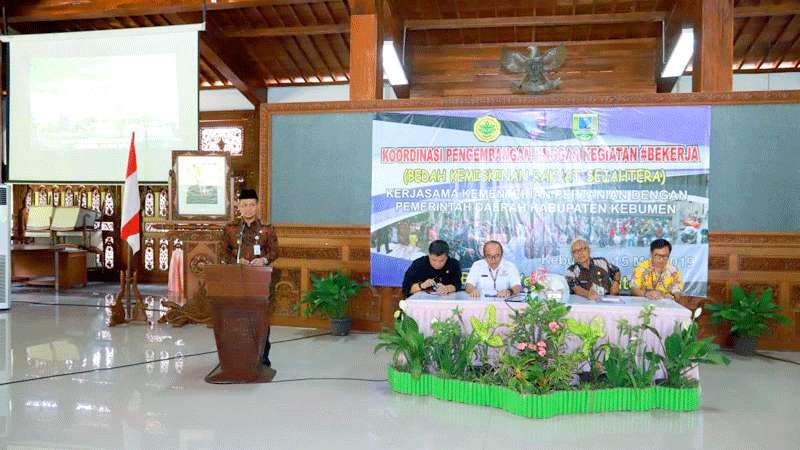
[169,151,232,223]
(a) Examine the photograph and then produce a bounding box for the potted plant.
[661,309,730,387]
[374,310,427,379]
[300,272,364,336]
[706,286,791,356]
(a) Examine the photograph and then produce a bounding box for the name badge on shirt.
[253,244,262,256]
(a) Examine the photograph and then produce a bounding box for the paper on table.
[600,296,624,304]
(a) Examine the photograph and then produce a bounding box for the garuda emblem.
[501,45,566,95]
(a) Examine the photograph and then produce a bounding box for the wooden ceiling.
[6,0,800,99]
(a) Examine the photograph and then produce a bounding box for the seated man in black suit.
[401,240,462,298]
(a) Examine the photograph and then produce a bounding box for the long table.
[401,292,697,379]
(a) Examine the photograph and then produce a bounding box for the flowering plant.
[497,297,579,393]
[520,266,549,294]
[375,303,730,394]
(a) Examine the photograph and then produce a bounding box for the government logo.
[572,112,599,141]
[473,115,502,142]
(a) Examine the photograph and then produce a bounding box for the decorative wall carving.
[738,257,800,272]
[350,248,371,261]
[278,247,341,260]
[262,90,800,116]
[709,256,729,271]
[272,268,301,318]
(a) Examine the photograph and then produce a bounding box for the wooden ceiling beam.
[735,5,800,19]
[162,11,265,98]
[224,23,350,38]
[200,32,267,104]
[405,11,666,31]
[9,0,331,23]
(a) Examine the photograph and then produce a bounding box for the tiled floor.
[0,283,798,449]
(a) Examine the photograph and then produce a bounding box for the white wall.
[199,88,257,111]
[267,84,349,103]
[672,72,800,93]
[266,83,399,103]
[199,84,401,110]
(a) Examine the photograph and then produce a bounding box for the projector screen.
[2,24,201,183]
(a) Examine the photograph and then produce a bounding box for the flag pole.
[110,131,147,326]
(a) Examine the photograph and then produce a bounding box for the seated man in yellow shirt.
[631,239,683,300]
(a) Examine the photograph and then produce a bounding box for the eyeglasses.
[652,252,670,259]
[571,247,588,254]
[485,253,502,260]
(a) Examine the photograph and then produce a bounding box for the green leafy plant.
[299,272,364,320]
[604,305,663,388]
[427,308,480,379]
[469,304,505,367]
[661,316,730,388]
[565,316,608,383]
[374,311,427,379]
[494,351,544,393]
[706,286,791,338]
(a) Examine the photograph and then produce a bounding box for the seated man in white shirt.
[465,240,522,298]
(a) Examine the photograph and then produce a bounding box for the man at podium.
[221,188,278,366]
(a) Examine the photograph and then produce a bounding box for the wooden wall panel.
[707,232,800,351]
[270,225,800,348]
[270,225,402,332]
[409,39,658,97]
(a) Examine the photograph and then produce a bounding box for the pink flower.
[527,343,537,350]
[538,348,547,357]
[537,340,546,349]
[548,321,560,332]
[514,342,527,351]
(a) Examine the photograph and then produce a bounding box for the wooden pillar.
[349,0,383,101]
[692,0,733,92]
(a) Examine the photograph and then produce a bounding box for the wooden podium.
[203,264,275,384]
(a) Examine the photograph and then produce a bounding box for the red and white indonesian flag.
[121,132,141,255]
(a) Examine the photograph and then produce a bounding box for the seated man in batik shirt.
[631,238,683,300]
[564,239,620,300]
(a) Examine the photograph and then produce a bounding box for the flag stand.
[110,245,149,326]
[109,131,148,327]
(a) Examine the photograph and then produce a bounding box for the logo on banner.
[572,112,599,141]
[473,115,502,142]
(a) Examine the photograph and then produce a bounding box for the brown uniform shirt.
[221,219,278,264]
[565,257,620,294]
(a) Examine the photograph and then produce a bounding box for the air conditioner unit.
[0,185,9,310]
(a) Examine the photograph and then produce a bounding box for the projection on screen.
[3,24,201,183]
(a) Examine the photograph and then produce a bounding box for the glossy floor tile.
[0,284,798,449]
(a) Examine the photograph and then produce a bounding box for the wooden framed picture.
[169,151,231,223]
